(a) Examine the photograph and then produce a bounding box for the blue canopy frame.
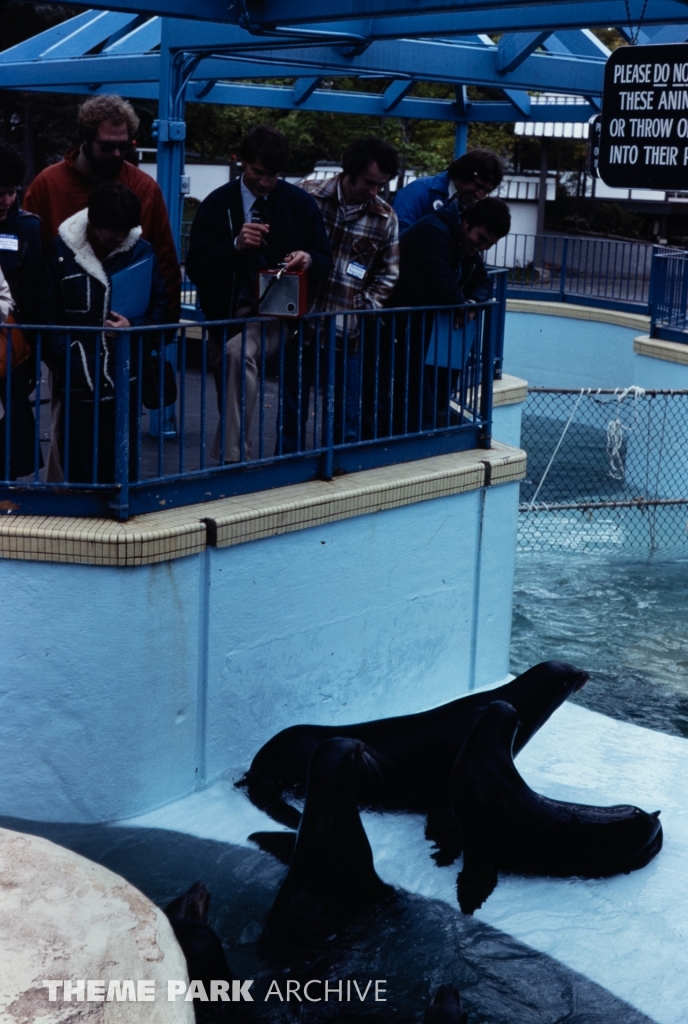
[4,2,688,245]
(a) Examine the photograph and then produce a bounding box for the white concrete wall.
[139,161,230,202]
[0,478,521,824]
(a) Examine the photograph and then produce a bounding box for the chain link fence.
[518,388,688,552]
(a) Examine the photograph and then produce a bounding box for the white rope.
[606,385,645,481]
[528,388,585,510]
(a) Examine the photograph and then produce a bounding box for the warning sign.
[599,43,688,189]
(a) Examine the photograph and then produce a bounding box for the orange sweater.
[24,148,181,318]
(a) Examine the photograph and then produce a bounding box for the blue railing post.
[559,236,569,303]
[112,329,131,521]
[479,301,497,449]
[321,315,337,481]
[490,268,508,380]
[648,245,663,337]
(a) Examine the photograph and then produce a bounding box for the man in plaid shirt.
[281,138,400,452]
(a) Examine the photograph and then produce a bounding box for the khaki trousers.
[208,315,283,463]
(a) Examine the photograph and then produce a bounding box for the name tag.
[0,235,18,251]
[346,260,367,281]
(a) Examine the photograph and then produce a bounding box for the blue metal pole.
[113,330,131,520]
[479,302,496,449]
[322,316,336,480]
[157,19,187,257]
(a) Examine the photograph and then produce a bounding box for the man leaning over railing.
[43,182,168,484]
[393,149,504,235]
[282,137,400,452]
[386,196,512,435]
[185,125,332,463]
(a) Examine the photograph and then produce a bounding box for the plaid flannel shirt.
[299,174,399,343]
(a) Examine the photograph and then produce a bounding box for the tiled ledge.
[634,334,688,366]
[0,443,526,566]
[494,373,528,407]
[507,299,650,334]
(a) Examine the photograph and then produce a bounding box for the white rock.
[0,827,194,1023]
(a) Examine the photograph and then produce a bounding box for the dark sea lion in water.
[451,701,663,915]
[165,882,237,1022]
[239,661,589,864]
[423,984,468,1023]
[255,738,394,936]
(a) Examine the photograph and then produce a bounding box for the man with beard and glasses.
[24,95,180,319]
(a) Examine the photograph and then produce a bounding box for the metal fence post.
[112,330,131,520]
[321,315,336,480]
[559,236,569,303]
[479,301,497,449]
[648,245,663,337]
[491,269,508,380]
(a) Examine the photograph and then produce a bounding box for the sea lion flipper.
[457,850,498,915]
[249,830,297,865]
[425,809,464,866]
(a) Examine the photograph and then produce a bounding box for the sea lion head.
[506,660,589,754]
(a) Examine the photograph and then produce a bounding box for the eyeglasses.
[94,139,130,153]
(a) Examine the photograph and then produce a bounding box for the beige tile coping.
[494,373,528,407]
[0,444,526,566]
[507,299,650,334]
[634,334,688,366]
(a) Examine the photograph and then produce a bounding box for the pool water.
[511,549,688,739]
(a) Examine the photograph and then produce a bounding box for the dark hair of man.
[88,181,141,232]
[341,137,400,182]
[239,125,290,174]
[463,196,511,239]
[0,141,26,188]
[448,149,504,189]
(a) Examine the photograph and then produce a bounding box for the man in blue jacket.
[393,149,504,235]
[387,196,511,434]
[186,125,332,463]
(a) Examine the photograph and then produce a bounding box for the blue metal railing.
[649,247,688,344]
[485,233,655,314]
[0,298,503,520]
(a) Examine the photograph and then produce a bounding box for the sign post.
[599,43,688,190]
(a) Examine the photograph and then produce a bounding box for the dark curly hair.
[88,181,141,231]
[341,137,400,182]
[449,149,504,189]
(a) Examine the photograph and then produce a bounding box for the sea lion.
[423,984,468,1023]
[451,701,663,915]
[239,661,589,864]
[165,881,236,1022]
[255,738,394,936]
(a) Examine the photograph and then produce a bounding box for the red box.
[257,269,308,317]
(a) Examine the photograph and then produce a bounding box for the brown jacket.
[24,148,181,318]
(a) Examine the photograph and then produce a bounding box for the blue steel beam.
[8,76,598,124]
[0,40,607,96]
[191,40,607,96]
[18,0,688,31]
[497,32,550,73]
[269,4,688,37]
[383,79,413,110]
[102,17,161,54]
[293,76,321,104]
